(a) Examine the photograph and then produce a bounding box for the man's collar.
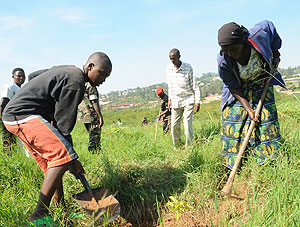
[171,61,183,71]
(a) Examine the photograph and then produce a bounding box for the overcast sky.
[0,0,299,94]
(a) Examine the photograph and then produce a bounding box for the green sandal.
[26,216,59,227]
[69,212,85,219]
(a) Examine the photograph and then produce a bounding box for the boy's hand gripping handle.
[78,172,92,193]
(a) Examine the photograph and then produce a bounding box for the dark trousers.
[84,123,101,152]
[163,116,171,134]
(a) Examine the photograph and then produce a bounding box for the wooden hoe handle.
[154,118,159,140]
[222,78,272,196]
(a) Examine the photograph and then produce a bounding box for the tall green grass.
[1,93,300,226]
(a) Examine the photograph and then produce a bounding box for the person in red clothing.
[2,52,112,225]
[156,87,171,134]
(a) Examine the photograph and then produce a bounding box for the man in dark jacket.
[2,52,112,225]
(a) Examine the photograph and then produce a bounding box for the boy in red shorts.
[2,52,112,225]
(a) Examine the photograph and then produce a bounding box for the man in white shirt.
[166,48,200,148]
[0,68,25,151]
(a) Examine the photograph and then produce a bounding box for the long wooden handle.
[154,118,159,140]
[222,78,272,196]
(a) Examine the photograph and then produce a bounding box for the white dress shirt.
[166,62,200,108]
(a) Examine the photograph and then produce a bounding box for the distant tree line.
[278,66,300,78]
[100,83,168,104]
[100,66,300,105]
[196,72,223,98]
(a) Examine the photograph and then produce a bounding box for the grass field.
[1,91,300,226]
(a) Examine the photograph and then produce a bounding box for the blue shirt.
[217,20,285,109]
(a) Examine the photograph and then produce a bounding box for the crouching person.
[2,52,112,226]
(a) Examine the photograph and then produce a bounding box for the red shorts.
[4,116,78,175]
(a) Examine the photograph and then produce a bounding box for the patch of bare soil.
[158,182,249,227]
[114,182,250,227]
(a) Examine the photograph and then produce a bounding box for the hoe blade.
[73,187,120,222]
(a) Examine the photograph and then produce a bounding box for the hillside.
[99,72,223,109]
[99,66,300,109]
[2,91,300,226]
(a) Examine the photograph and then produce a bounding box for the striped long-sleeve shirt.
[166,62,200,108]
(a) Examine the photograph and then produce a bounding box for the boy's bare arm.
[92,100,103,128]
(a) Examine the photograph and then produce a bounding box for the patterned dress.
[221,48,281,169]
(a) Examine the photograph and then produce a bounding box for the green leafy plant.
[166,196,192,220]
